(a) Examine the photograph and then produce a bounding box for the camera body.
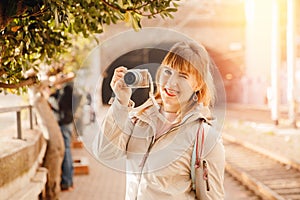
[124,69,149,88]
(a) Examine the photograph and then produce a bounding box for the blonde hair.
[155,41,216,107]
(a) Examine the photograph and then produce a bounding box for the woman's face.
[158,66,198,113]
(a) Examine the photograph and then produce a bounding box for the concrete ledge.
[0,129,47,200]
[10,167,48,200]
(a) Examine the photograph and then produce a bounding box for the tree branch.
[14,6,50,19]
[101,0,122,11]
[0,69,5,77]
[0,77,38,89]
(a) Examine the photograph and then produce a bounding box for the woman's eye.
[164,69,172,75]
[179,74,188,79]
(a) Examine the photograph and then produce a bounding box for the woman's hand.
[110,66,132,106]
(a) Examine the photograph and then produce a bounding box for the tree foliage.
[0,0,179,93]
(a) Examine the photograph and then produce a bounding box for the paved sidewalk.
[60,146,126,199]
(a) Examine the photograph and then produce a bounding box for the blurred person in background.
[48,75,75,192]
[57,83,74,191]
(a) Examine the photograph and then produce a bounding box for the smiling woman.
[93,41,226,200]
[155,41,216,115]
[157,65,198,113]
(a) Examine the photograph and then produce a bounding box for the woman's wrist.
[117,98,130,106]
[114,97,134,108]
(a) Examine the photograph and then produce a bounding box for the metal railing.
[0,105,34,139]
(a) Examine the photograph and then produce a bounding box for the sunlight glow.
[245,0,255,23]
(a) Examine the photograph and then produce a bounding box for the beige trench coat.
[93,99,225,200]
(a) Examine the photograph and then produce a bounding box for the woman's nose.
[166,74,178,87]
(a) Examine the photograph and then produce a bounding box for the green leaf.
[166,8,178,12]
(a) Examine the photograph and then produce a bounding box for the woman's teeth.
[165,88,177,97]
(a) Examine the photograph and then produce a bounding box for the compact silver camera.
[124,69,149,88]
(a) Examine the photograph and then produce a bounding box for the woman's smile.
[164,88,178,97]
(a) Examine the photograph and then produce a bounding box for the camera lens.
[124,71,138,86]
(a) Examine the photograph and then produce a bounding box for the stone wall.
[0,129,47,200]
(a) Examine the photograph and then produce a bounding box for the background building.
[79,0,299,122]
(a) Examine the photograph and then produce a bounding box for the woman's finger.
[111,66,127,87]
[115,66,127,72]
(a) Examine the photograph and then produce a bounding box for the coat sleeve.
[195,125,225,200]
[92,99,134,160]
